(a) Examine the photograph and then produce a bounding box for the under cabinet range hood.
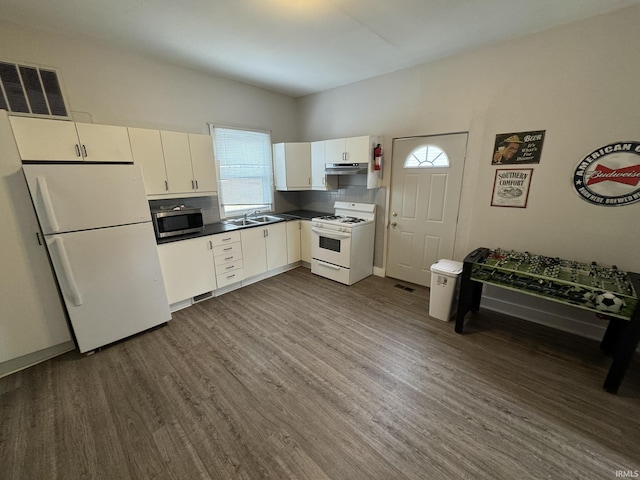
[325,163,368,175]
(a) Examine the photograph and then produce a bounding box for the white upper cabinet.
[128,127,168,195]
[74,123,133,163]
[161,131,194,194]
[324,135,380,189]
[311,140,337,191]
[273,142,311,191]
[324,135,372,164]
[130,128,218,198]
[10,116,132,163]
[188,133,218,193]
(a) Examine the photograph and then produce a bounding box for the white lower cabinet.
[300,220,312,264]
[158,220,299,309]
[157,236,217,305]
[241,222,287,279]
[212,231,244,288]
[286,220,301,264]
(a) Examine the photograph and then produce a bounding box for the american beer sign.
[573,141,640,206]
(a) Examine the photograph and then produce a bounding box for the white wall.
[0,20,298,141]
[297,6,640,339]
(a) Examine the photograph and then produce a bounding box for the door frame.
[383,131,469,284]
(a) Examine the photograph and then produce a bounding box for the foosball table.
[455,247,640,393]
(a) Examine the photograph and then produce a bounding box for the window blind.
[211,126,273,215]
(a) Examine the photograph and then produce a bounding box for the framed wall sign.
[573,141,640,206]
[492,130,545,165]
[491,168,533,208]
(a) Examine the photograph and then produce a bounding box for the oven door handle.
[311,227,351,240]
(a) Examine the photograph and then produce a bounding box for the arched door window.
[404,144,449,168]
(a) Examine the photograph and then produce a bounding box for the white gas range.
[310,202,376,285]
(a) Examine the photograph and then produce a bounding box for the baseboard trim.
[0,341,75,378]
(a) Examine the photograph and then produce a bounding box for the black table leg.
[603,273,640,393]
[455,278,483,334]
[601,317,626,356]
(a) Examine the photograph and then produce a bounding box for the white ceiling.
[2,0,639,97]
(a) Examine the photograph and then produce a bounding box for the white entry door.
[387,133,467,287]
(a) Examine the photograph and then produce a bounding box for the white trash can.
[429,259,464,321]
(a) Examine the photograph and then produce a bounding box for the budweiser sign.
[573,141,640,206]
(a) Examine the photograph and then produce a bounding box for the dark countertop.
[277,209,331,220]
[156,209,330,245]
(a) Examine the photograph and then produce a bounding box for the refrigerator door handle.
[36,176,60,233]
[51,236,84,306]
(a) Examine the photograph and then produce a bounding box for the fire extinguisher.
[374,144,382,171]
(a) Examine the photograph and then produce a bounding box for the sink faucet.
[244,209,260,220]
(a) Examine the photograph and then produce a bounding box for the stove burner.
[317,215,366,224]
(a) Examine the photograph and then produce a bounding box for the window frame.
[210,124,275,219]
[404,144,450,169]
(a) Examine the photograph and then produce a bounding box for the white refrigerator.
[22,164,171,353]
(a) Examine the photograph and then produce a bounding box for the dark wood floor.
[2,267,640,479]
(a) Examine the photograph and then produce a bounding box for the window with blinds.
[0,61,69,118]
[211,125,274,217]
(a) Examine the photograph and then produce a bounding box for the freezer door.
[46,222,171,353]
[23,164,150,234]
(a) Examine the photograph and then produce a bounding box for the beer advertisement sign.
[492,130,545,165]
[573,141,640,206]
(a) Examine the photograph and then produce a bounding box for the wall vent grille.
[0,61,69,118]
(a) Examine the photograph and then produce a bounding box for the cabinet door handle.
[223,247,232,251]
[81,145,87,157]
[195,180,199,190]
[164,180,169,191]
[191,180,195,190]
[74,144,81,157]
[208,241,213,250]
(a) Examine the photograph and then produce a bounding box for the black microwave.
[151,206,204,239]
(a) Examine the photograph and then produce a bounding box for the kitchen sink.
[224,214,283,228]
[224,218,259,226]
[250,215,282,223]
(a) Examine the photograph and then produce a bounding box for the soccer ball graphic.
[595,292,625,313]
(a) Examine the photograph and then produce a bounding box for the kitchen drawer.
[214,251,242,266]
[211,231,240,247]
[215,260,243,275]
[212,241,241,257]
[217,268,244,288]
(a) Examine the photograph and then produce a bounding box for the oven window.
[319,236,341,253]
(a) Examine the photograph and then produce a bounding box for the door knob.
[392,212,397,217]
[391,222,397,227]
